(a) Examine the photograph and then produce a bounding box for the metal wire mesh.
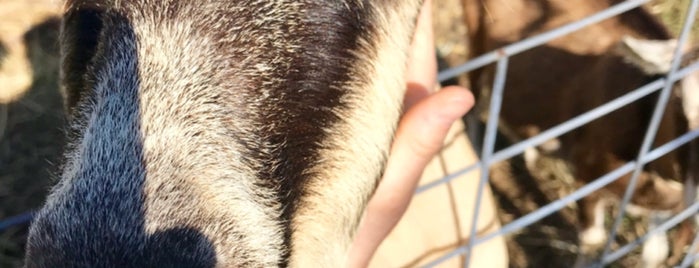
[424,0,699,267]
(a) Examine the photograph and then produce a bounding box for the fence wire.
[426,0,699,267]
[602,0,699,263]
[1,0,699,267]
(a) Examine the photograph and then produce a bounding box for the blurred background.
[0,0,695,267]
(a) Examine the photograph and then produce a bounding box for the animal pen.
[1,0,699,267]
[422,0,699,267]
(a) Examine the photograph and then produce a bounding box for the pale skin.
[347,0,476,267]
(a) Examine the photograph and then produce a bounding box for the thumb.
[348,86,474,268]
[392,85,475,171]
[374,85,474,215]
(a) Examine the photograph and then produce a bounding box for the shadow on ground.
[0,17,64,267]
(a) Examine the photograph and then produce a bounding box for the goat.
[24,0,425,266]
[461,0,699,266]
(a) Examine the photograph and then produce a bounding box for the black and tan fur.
[25,0,424,267]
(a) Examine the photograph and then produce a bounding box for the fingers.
[347,1,462,266]
[347,86,474,268]
[373,86,473,216]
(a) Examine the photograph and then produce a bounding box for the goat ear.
[617,35,677,75]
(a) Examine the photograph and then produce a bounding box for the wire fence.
[0,0,698,267]
[422,0,699,267]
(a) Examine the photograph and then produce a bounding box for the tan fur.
[289,2,423,266]
[25,1,425,267]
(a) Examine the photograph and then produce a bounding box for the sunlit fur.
[25,0,423,267]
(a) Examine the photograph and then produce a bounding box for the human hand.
[346,0,475,267]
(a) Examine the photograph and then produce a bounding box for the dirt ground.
[0,0,695,267]
[0,1,63,267]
